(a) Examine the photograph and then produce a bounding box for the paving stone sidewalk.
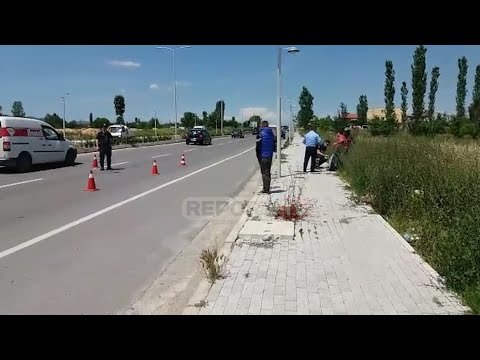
[198,134,469,315]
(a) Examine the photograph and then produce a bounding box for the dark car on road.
[186,129,212,145]
[231,128,244,138]
[252,127,259,135]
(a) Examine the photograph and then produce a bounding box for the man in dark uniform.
[96,124,113,170]
[255,131,262,167]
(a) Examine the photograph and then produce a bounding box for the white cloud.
[107,60,141,69]
[239,107,289,124]
[121,89,127,94]
[149,83,160,90]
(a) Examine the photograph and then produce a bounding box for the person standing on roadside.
[256,120,276,194]
[302,124,322,173]
[96,123,113,171]
[255,131,262,167]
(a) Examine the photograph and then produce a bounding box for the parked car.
[186,129,212,145]
[231,128,244,138]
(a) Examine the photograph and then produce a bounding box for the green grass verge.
[338,132,480,314]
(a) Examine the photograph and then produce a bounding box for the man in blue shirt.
[256,120,276,193]
[302,124,322,172]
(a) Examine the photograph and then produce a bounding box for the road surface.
[0,136,258,314]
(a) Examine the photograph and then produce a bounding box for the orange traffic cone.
[92,154,99,168]
[180,154,187,166]
[84,170,99,192]
[151,160,159,175]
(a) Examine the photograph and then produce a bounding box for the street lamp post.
[287,99,296,143]
[156,46,192,139]
[153,111,157,137]
[60,92,70,138]
[220,101,224,136]
[276,46,300,179]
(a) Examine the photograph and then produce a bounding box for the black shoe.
[262,189,270,194]
[100,167,105,171]
[107,167,113,170]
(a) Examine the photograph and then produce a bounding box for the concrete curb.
[183,177,263,315]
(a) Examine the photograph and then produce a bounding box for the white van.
[0,116,77,172]
[107,124,130,139]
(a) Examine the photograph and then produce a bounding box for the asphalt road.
[0,135,258,314]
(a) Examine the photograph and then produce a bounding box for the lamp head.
[285,46,300,54]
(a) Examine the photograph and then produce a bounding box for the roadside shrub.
[339,132,480,311]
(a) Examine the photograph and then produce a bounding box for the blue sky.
[1,45,480,124]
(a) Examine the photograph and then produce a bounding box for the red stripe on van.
[0,127,30,137]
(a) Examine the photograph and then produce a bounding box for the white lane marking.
[0,146,255,261]
[228,140,234,144]
[111,162,128,166]
[152,154,172,159]
[0,178,44,190]
[184,149,196,152]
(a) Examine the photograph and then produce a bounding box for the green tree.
[384,60,396,124]
[11,101,25,117]
[0,105,3,115]
[334,103,349,131]
[411,45,428,126]
[428,66,440,121]
[297,86,314,129]
[456,56,468,118]
[248,115,262,127]
[339,102,348,117]
[356,95,368,125]
[468,64,480,126]
[93,117,110,128]
[400,81,408,123]
[89,113,93,126]
[315,115,335,132]
[202,111,208,125]
[181,112,197,129]
[44,113,63,128]
[113,95,126,124]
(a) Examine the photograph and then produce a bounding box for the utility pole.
[154,111,157,137]
[221,101,224,136]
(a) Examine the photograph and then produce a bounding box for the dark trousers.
[99,147,112,169]
[304,146,317,172]
[316,155,328,168]
[260,157,273,192]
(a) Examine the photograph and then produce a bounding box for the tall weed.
[340,133,480,311]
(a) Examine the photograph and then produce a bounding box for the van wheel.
[65,149,76,166]
[16,152,32,173]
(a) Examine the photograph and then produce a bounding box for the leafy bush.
[339,133,480,313]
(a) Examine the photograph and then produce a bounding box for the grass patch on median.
[338,132,480,313]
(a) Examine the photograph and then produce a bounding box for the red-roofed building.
[343,113,359,122]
